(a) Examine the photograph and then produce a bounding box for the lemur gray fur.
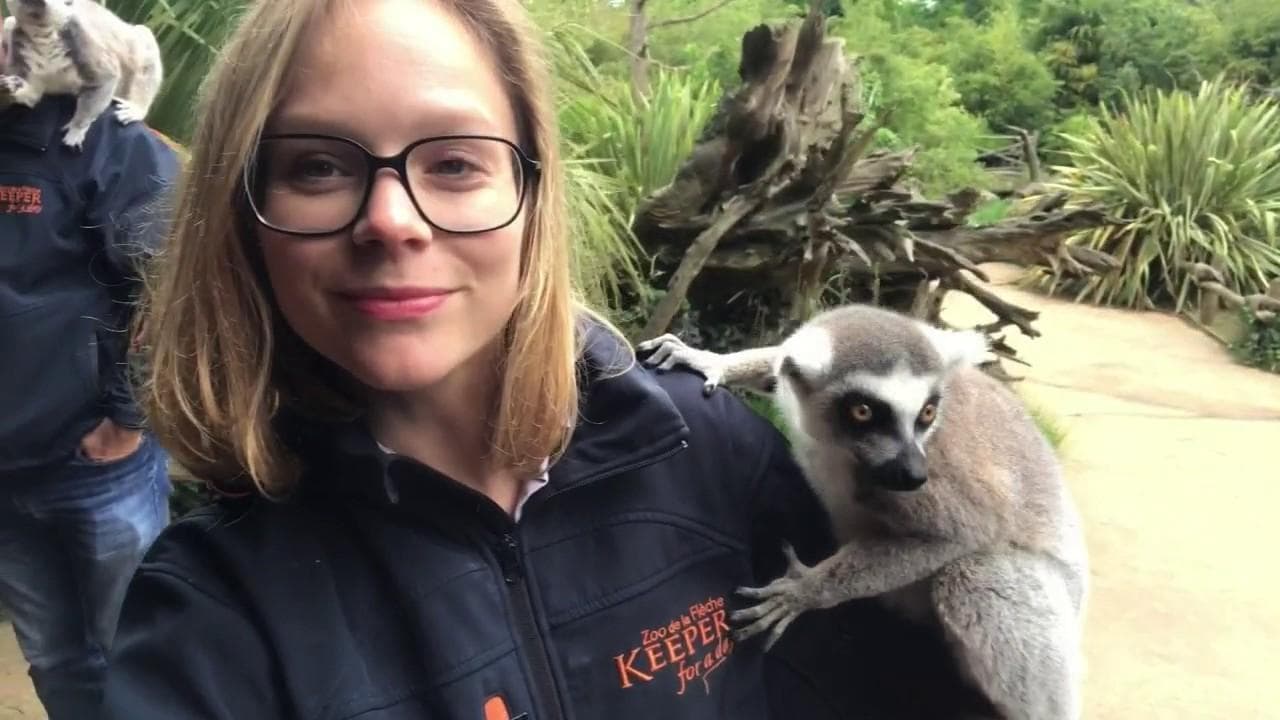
[637,304,1089,720]
[1,0,163,149]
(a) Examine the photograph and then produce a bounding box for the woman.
[101,1,982,718]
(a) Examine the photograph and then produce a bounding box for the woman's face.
[255,0,528,395]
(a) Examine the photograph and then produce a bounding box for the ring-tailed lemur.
[2,0,163,149]
[637,304,1089,720]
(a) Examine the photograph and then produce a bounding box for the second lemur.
[2,0,163,148]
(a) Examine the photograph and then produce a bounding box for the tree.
[1216,0,1280,91]
[1032,0,1226,113]
[927,10,1059,133]
[626,0,750,99]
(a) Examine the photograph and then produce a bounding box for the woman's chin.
[342,358,459,394]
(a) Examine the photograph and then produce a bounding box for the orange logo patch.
[483,696,510,720]
[613,595,736,697]
[0,185,42,214]
[482,695,527,720]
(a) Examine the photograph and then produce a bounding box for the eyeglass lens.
[248,137,525,234]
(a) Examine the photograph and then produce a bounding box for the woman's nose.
[352,171,433,250]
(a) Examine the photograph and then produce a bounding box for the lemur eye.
[919,403,937,425]
[851,404,873,422]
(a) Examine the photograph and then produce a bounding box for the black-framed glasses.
[243,134,541,237]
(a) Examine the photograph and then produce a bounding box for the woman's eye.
[432,157,481,176]
[293,156,346,179]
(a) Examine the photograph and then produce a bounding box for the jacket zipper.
[497,532,565,720]
[492,436,689,720]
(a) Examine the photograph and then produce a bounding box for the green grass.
[1229,308,1280,373]
[1025,400,1069,451]
[966,197,1014,227]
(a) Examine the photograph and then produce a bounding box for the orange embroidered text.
[0,185,42,215]
[613,595,735,697]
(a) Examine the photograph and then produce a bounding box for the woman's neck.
[366,344,523,513]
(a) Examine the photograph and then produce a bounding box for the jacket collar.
[280,317,690,518]
[0,96,73,152]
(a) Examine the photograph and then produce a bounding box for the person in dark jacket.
[100,1,991,718]
[0,58,179,720]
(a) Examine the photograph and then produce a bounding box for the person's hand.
[80,418,144,463]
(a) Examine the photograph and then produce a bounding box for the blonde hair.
[139,0,583,497]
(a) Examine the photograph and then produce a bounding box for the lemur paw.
[61,122,90,150]
[729,543,815,650]
[0,76,35,106]
[113,100,145,124]
[636,333,726,395]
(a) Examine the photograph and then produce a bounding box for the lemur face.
[823,372,941,492]
[774,304,987,493]
[12,0,69,24]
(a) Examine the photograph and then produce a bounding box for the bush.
[966,197,1013,227]
[1230,310,1280,373]
[929,12,1060,134]
[831,14,994,195]
[1032,0,1228,114]
[1034,77,1280,312]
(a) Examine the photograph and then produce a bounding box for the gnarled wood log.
[632,0,1120,360]
[1184,263,1280,324]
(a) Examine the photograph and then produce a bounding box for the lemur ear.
[775,324,833,394]
[777,355,812,394]
[919,323,990,370]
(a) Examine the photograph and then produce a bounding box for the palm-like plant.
[1037,77,1280,312]
[549,25,720,315]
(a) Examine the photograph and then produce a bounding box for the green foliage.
[1041,110,1095,165]
[1037,78,1280,312]
[832,13,991,193]
[168,477,213,520]
[1230,310,1280,373]
[966,197,1013,227]
[1032,0,1227,113]
[927,11,1059,133]
[562,157,650,311]
[558,65,722,222]
[103,0,250,142]
[643,0,801,90]
[1215,0,1280,90]
[546,27,679,312]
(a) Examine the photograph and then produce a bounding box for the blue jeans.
[0,433,171,720]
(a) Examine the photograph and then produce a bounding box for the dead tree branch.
[1185,263,1280,323]
[650,0,743,29]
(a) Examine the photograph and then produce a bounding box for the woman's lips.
[337,287,454,320]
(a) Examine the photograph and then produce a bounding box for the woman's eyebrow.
[266,100,503,140]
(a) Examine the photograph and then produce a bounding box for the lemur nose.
[869,447,928,492]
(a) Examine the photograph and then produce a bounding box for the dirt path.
[1,265,1277,719]
[0,628,38,719]
[941,265,1280,719]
